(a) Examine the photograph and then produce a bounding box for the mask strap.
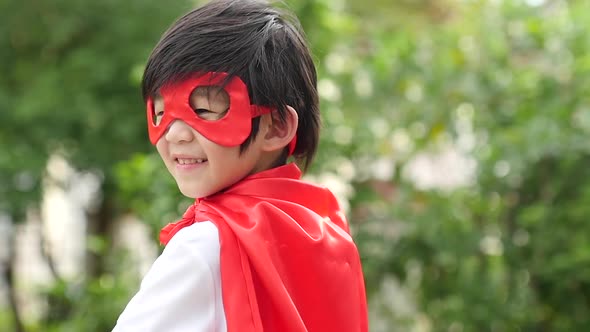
[250,105,272,117]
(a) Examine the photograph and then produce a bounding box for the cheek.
[155,141,169,162]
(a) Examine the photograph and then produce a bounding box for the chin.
[177,185,201,199]
[178,185,215,199]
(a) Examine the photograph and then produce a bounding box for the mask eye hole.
[151,95,165,126]
[189,85,229,121]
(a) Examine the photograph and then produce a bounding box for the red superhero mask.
[146,72,296,154]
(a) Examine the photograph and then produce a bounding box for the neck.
[250,149,288,175]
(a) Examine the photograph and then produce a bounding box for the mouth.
[175,157,208,165]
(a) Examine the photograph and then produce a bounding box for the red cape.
[160,164,368,332]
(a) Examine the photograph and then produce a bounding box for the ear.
[260,105,298,152]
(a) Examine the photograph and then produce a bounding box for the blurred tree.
[0,0,189,330]
[347,0,590,331]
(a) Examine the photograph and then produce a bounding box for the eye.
[190,85,229,121]
[194,108,212,115]
[193,108,219,120]
[155,110,164,123]
[151,97,165,126]
[194,108,224,121]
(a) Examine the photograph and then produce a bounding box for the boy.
[113,0,368,331]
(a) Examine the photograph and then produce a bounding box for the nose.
[164,120,195,143]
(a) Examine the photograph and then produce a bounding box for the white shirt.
[113,222,227,332]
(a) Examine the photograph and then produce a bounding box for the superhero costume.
[160,163,368,331]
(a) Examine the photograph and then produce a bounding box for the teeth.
[177,158,207,164]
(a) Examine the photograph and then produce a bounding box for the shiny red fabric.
[146,72,296,154]
[160,163,368,332]
[147,72,271,147]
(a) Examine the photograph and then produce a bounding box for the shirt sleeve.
[112,221,226,332]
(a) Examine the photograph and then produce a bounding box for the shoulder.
[113,221,226,331]
[165,221,221,268]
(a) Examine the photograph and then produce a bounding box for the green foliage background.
[1,0,589,331]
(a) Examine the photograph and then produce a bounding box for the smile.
[176,158,208,165]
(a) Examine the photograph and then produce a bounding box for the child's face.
[151,80,268,198]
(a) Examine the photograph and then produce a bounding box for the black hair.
[142,0,320,170]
